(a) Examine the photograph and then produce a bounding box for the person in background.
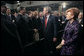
[23,9,29,23]
[16,7,32,45]
[39,12,43,20]
[78,12,83,55]
[1,3,21,55]
[34,11,43,39]
[27,11,33,18]
[6,8,16,23]
[78,12,83,26]
[11,9,18,21]
[53,11,59,17]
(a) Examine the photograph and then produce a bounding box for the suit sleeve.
[64,24,80,45]
[53,17,59,38]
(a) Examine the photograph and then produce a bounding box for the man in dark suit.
[42,6,59,55]
[78,12,83,25]
[77,12,83,55]
[6,8,16,23]
[16,7,36,45]
[1,4,22,55]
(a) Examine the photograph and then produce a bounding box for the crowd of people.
[1,3,83,55]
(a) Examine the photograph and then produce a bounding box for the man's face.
[22,8,26,14]
[39,12,43,17]
[53,12,58,16]
[1,6,7,13]
[43,8,48,15]
[6,9,11,14]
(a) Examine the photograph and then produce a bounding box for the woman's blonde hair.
[33,11,38,17]
[66,7,80,19]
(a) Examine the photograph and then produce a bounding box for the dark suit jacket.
[1,14,21,55]
[5,14,16,23]
[16,14,34,44]
[42,15,59,41]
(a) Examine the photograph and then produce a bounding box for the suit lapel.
[47,15,51,27]
[43,16,46,30]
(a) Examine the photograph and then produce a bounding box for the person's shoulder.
[75,20,80,25]
[17,14,22,18]
[51,15,59,20]
[73,20,80,28]
[50,15,55,19]
[18,14,21,16]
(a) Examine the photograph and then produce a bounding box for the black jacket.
[1,14,21,55]
[42,15,59,40]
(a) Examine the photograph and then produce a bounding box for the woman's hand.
[61,39,65,45]
[56,39,65,49]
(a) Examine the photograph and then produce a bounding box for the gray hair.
[44,6,52,13]
[17,7,25,12]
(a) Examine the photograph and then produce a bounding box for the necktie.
[45,16,47,28]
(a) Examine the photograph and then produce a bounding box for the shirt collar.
[46,14,50,18]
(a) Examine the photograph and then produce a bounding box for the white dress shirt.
[46,14,50,22]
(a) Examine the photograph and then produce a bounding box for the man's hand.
[53,37,57,42]
[33,29,38,33]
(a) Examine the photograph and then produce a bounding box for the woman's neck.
[69,19,74,24]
